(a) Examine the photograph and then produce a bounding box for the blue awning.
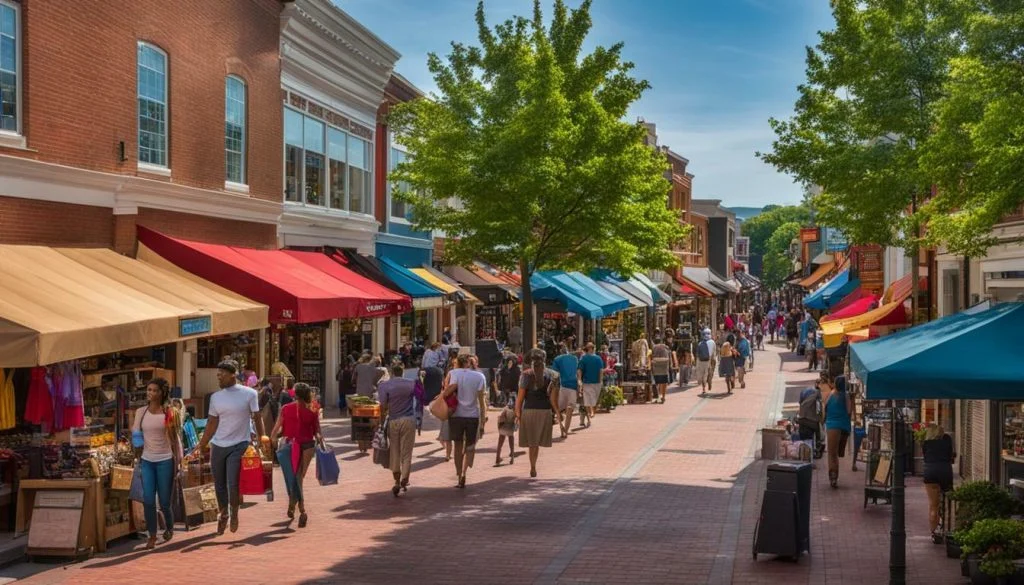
[850,302,1024,400]
[591,270,654,308]
[633,272,672,304]
[377,256,445,310]
[804,268,858,310]
[530,271,629,319]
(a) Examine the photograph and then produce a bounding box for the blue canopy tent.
[377,256,446,310]
[530,271,628,319]
[803,268,859,310]
[850,302,1024,400]
[632,272,672,304]
[590,270,654,308]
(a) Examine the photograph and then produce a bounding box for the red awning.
[137,227,411,324]
[674,274,713,297]
[828,286,874,314]
[822,295,880,323]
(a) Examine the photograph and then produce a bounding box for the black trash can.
[753,461,813,560]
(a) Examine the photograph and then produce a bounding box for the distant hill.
[725,207,764,222]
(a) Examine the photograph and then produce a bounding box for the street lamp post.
[890,405,906,585]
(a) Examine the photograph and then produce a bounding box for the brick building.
[0,0,285,252]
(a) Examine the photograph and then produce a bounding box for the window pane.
[0,69,14,131]
[137,44,167,167]
[390,148,407,218]
[305,151,325,206]
[348,136,368,170]
[327,128,346,162]
[349,166,367,214]
[329,159,347,210]
[303,117,324,153]
[0,6,14,37]
[284,109,303,147]
[0,36,14,72]
[225,77,246,183]
[285,145,302,202]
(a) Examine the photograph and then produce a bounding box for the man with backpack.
[694,328,717,397]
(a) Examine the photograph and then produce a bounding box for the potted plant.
[948,482,1024,559]
[598,386,624,412]
[957,518,1024,585]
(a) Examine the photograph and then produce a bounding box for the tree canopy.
[761,221,802,290]
[389,0,686,346]
[758,0,965,252]
[741,204,810,256]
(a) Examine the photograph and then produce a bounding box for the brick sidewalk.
[730,348,965,585]
[0,345,967,584]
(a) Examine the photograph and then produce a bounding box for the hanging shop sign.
[853,244,885,294]
[178,315,212,337]
[542,312,568,320]
[799,227,820,244]
[824,227,848,252]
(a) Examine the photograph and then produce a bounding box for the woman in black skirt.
[922,424,955,539]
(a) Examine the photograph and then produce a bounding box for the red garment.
[281,402,320,473]
[23,367,53,428]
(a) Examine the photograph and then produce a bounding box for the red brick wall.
[136,208,277,250]
[0,196,112,247]
[11,0,283,202]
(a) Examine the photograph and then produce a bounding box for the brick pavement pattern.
[2,345,965,584]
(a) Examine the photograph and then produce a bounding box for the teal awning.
[804,268,858,310]
[377,256,445,309]
[632,273,672,304]
[591,270,654,308]
[850,302,1024,400]
[530,271,629,318]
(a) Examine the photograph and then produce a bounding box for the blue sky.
[341,0,834,208]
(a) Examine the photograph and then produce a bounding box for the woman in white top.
[132,378,183,550]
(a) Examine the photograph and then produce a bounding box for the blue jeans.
[140,458,174,537]
[211,441,249,513]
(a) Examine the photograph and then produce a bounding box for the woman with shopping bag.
[131,377,183,550]
[270,382,321,528]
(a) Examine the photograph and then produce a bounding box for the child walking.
[495,402,517,466]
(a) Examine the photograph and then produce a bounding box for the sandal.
[401,478,409,492]
[298,513,308,528]
[163,528,173,543]
[392,484,401,497]
[530,469,537,478]
[216,514,228,535]
[145,535,157,550]
[230,512,239,533]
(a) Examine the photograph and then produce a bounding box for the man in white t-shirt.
[192,360,264,535]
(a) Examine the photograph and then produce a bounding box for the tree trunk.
[520,258,536,352]
[910,193,920,325]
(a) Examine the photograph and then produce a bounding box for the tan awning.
[0,245,268,367]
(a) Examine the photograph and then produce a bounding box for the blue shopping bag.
[315,442,340,486]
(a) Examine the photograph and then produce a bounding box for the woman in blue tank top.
[822,372,852,488]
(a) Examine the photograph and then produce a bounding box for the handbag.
[132,408,147,449]
[428,394,452,421]
[372,415,390,451]
[314,441,340,486]
[128,461,145,502]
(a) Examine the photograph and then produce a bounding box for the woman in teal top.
[822,372,852,488]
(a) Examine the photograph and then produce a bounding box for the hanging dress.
[0,369,16,430]
[61,362,85,429]
[50,365,66,431]
[24,366,54,430]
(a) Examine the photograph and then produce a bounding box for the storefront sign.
[179,315,212,337]
[542,312,567,320]
[477,306,499,316]
[853,244,884,293]
[800,227,820,244]
[824,227,848,252]
[364,302,391,316]
[361,319,373,333]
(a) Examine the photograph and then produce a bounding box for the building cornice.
[0,154,282,225]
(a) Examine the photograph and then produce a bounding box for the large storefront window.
[282,106,372,214]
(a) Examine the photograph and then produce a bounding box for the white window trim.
[388,136,411,222]
[0,0,22,138]
[137,41,169,170]
[224,180,249,194]
[138,162,171,178]
[282,105,374,216]
[225,75,247,186]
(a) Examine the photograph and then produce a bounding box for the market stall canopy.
[682,266,735,296]
[476,262,521,286]
[810,251,834,266]
[672,274,714,297]
[376,256,445,310]
[441,264,520,305]
[734,270,761,291]
[633,273,673,304]
[821,294,880,323]
[850,303,1024,400]
[821,281,911,348]
[332,249,404,293]
[803,267,859,310]
[0,244,268,367]
[797,260,836,289]
[137,227,410,324]
[409,266,480,304]
[826,286,875,315]
[530,271,628,319]
[591,270,654,308]
[562,272,632,313]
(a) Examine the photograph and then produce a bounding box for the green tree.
[758,0,965,249]
[389,0,686,348]
[741,205,810,256]
[920,1,1024,256]
[761,221,802,290]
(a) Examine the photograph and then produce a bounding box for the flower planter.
[947,535,963,559]
[966,556,997,585]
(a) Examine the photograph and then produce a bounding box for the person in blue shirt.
[822,372,852,488]
[552,344,580,439]
[577,343,605,425]
[735,331,751,389]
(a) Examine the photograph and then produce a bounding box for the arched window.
[137,42,168,168]
[225,76,246,184]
